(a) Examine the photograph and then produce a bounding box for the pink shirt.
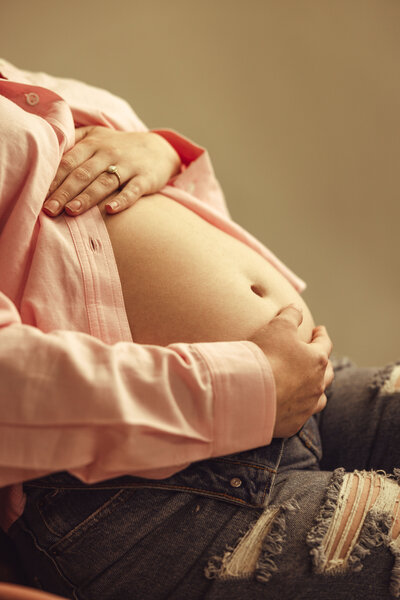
[0,60,305,530]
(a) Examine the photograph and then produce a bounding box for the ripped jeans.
[8,361,400,600]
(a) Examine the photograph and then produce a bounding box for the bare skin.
[43,126,181,217]
[96,190,333,438]
[249,305,333,437]
[44,127,334,439]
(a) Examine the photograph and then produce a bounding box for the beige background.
[1,0,399,366]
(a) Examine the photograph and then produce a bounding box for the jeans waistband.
[25,418,322,508]
[25,439,286,508]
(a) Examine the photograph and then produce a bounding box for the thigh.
[319,360,400,472]
[205,468,399,600]
[9,467,400,600]
[9,482,255,600]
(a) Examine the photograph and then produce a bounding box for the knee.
[310,471,400,573]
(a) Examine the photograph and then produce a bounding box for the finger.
[43,128,94,210]
[105,175,148,214]
[74,126,92,144]
[310,325,333,356]
[44,156,105,217]
[64,166,123,216]
[47,126,97,194]
[312,393,328,415]
[324,359,335,388]
[43,149,96,217]
[275,303,304,328]
[48,139,94,195]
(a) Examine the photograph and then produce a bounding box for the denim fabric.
[8,362,400,599]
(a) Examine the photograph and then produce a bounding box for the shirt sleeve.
[0,291,275,487]
[0,64,277,489]
[151,128,231,218]
[0,59,231,219]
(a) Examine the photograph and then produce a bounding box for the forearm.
[0,293,274,487]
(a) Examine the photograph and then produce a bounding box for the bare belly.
[99,193,314,345]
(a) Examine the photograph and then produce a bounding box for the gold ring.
[106,165,121,187]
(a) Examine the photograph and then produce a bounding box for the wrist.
[149,131,181,177]
[151,128,204,168]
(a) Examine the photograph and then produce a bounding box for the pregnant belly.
[99,193,314,345]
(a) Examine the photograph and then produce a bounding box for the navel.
[250,283,266,298]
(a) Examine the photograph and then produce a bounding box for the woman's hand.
[249,304,334,438]
[43,126,181,217]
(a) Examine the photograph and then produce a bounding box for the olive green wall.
[2,0,399,366]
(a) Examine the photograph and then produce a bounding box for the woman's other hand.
[249,305,334,438]
[43,127,181,217]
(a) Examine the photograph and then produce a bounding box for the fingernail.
[65,200,82,214]
[43,199,60,215]
[106,201,119,212]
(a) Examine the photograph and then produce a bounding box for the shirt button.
[25,92,40,106]
[230,477,242,488]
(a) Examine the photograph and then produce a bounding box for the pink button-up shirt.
[0,60,305,530]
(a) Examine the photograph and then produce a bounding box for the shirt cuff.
[151,128,205,167]
[191,340,276,458]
